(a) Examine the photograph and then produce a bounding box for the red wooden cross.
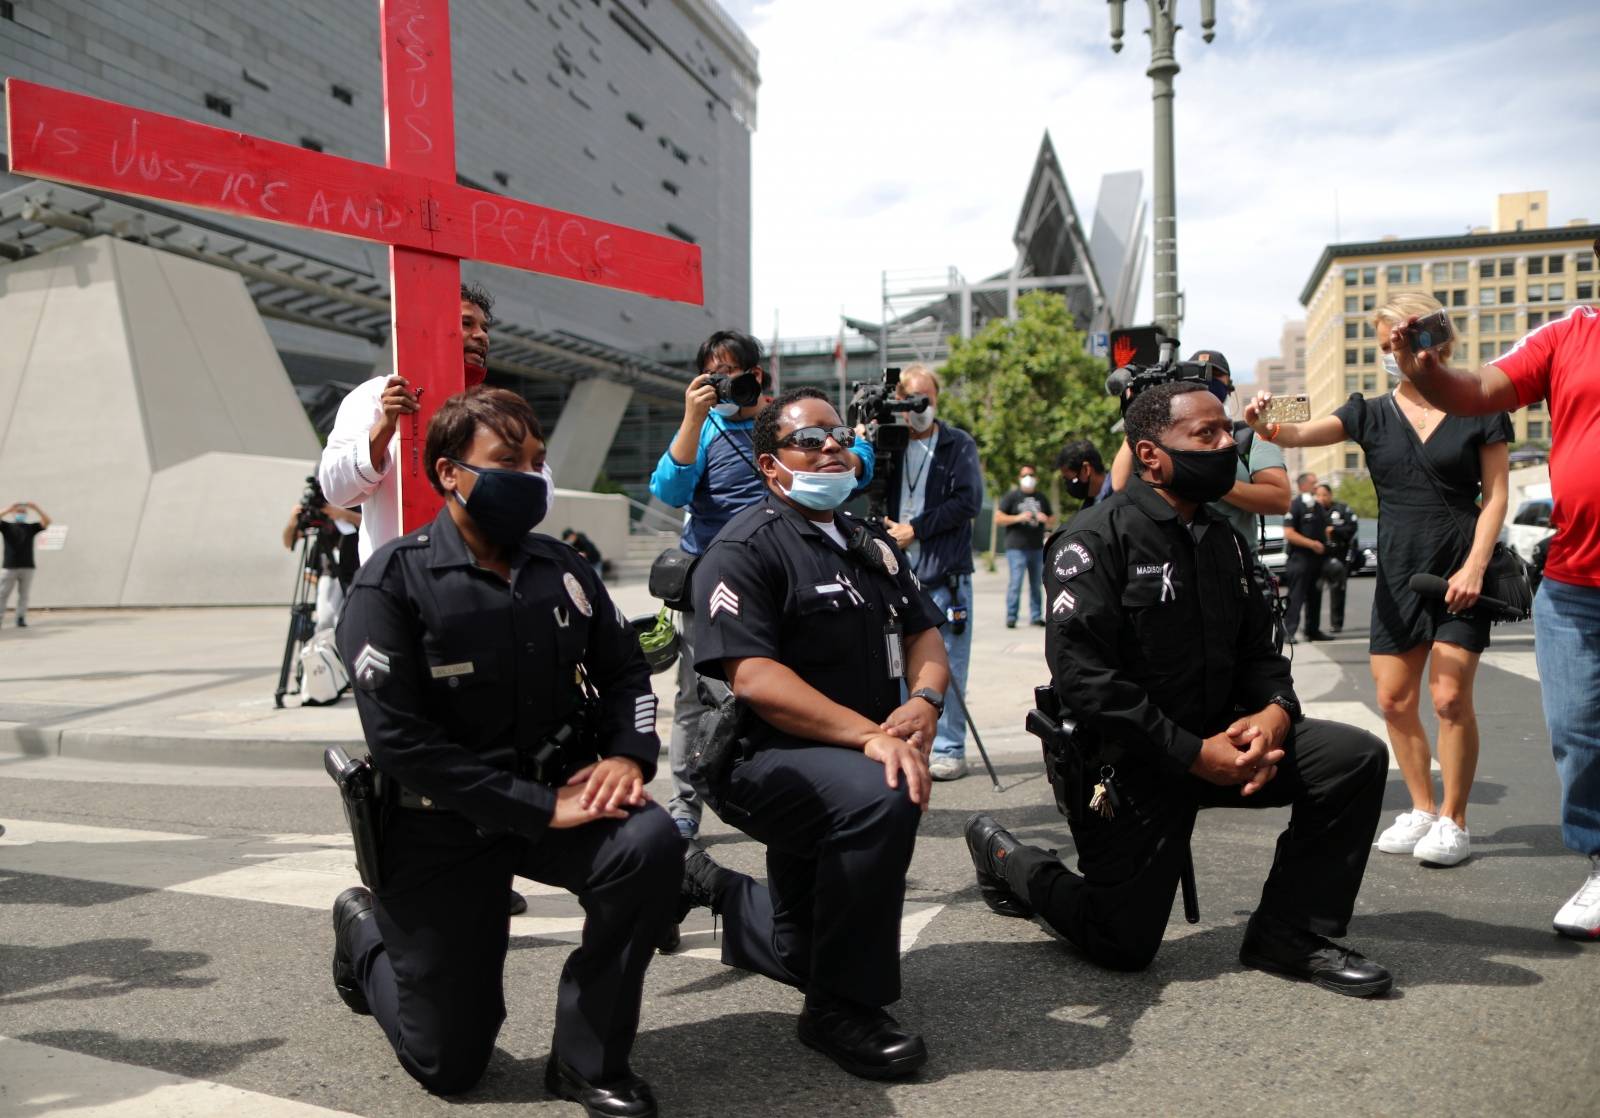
[4,0,703,531]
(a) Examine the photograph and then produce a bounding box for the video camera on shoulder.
[1102,327,1215,411]
[847,366,928,456]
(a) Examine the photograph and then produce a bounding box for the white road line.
[1480,649,1540,684]
[0,1036,362,1117]
[671,901,946,962]
[1301,700,1438,772]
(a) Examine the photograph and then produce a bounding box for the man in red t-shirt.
[1394,276,1600,941]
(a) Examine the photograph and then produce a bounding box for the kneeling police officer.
[332,387,679,1115]
[967,381,1394,997]
[679,387,949,1079]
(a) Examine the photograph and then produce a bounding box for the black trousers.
[1328,575,1348,630]
[347,803,680,1094]
[1284,552,1325,637]
[713,745,922,1007]
[1005,718,1387,972]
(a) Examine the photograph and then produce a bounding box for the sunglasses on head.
[777,425,856,451]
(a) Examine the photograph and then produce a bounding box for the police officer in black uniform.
[1284,472,1331,642]
[331,387,679,1116]
[1317,483,1360,633]
[966,382,1394,998]
[677,386,949,1080]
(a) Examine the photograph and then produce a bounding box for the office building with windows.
[1297,192,1597,481]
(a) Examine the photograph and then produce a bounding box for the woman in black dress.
[1243,293,1511,870]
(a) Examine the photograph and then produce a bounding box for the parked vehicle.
[1258,517,1286,574]
[1503,483,1555,565]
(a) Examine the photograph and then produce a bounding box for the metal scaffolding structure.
[0,182,690,406]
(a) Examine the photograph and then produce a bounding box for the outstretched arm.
[1393,317,1521,416]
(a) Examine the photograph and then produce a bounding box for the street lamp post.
[1108,0,1216,344]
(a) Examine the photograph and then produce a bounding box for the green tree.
[937,291,1120,531]
[1334,474,1378,519]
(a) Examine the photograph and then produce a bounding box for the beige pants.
[0,567,35,622]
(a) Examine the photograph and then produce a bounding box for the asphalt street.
[1,573,1595,1117]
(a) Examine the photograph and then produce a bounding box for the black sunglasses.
[777,425,856,451]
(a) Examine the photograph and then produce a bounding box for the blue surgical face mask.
[11,514,24,523]
[1381,353,1402,380]
[776,461,856,511]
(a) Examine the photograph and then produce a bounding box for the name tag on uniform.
[429,661,475,680]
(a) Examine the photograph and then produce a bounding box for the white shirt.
[318,375,400,563]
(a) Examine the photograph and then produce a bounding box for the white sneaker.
[928,756,968,782]
[1376,809,1438,854]
[1553,855,1600,940]
[1413,817,1471,866]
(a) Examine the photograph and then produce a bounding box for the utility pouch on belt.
[520,671,602,787]
[686,678,749,819]
[648,547,699,612]
[325,746,385,891]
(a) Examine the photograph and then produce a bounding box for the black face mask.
[451,460,551,546]
[1064,472,1090,501]
[1153,442,1237,504]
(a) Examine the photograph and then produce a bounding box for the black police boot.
[1239,911,1392,998]
[509,889,528,916]
[331,885,375,1015]
[964,813,1032,918]
[544,1054,658,1118]
[797,995,927,1080]
[679,848,730,921]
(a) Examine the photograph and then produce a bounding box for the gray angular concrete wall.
[0,236,321,607]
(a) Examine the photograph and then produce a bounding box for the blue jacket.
[650,413,876,556]
[886,421,982,583]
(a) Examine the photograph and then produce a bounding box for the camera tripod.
[273,525,322,708]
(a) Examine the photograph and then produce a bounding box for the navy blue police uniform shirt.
[1041,476,1300,777]
[336,509,660,838]
[690,493,945,747]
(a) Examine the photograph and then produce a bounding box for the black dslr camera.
[708,368,763,409]
[846,366,930,518]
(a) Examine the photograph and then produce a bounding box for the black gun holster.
[686,678,750,820]
[1026,685,1085,822]
[325,746,386,891]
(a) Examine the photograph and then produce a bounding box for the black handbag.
[1389,396,1533,623]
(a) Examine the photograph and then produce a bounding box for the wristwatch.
[910,688,946,716]
[1266,694,1303,724]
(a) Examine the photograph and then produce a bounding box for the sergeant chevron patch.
[708,581,740,620]
[1051,588,1076,617]
[353,644,391,690]
[634,694,659,733]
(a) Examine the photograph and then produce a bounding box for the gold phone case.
[1264,395,1311,424]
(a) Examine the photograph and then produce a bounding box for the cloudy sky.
[717,0,1600,381]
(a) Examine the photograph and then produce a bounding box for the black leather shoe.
[331,885,375,1015]
[964,813,1031,918]
[1239,914,1392,998]
[545,1055,657,1118]
[678,848,729,922]
[1305,630,1333,642]
[509,889,528,916]
[797,1000,927,1080]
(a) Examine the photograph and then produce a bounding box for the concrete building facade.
[1298,192,1597,482]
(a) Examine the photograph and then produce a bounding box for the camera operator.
[966,381,1394,997]
[1056,440,1112,508]
[330,387,679,1112]
[677,387,947,1080]
[882,365,983,782]
[650,330,877,842]
[283,487,361,628]
[1316,483,1359,633]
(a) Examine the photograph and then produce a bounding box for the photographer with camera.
[881,365,983,782]
[330,387,679,1114]
[966,381,1393,997]
[281,486,361,602]
[649,330,876,842]
[1245,292,1512,870]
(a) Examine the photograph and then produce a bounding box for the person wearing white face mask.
[882,365,984,781]
[1243,291,1513,870]
[680,387,948,1082]
[995,466,1055,628]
